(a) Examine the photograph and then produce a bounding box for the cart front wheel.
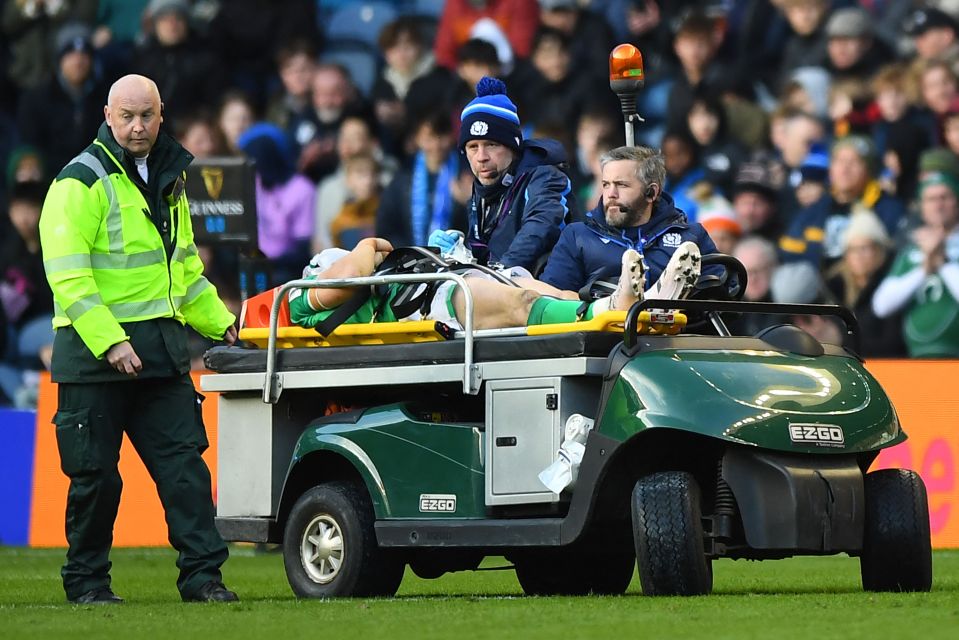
[861,469,932,592]
[283,482,404,598]
[631,471,712,596]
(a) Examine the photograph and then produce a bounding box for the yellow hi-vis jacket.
[40,123,235,359]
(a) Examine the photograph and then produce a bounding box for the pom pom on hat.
[459,76,523,151]
[476,76,508,97]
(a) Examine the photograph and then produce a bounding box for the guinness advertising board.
[185,157,258,247]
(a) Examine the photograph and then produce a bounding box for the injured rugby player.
[288,237,701,331]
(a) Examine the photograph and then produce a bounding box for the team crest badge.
[470,121,489,136]
[663,233,682,247]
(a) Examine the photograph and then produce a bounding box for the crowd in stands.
[3,0,959,406]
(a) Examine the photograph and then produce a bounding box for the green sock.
[526,297,595,325]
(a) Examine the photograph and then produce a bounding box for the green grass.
[2,547,958,639]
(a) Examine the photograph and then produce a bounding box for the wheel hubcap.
[300,514,344,584]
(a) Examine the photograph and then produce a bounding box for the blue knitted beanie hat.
[459,77,522,151]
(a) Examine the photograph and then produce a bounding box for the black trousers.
[54,374,227,600]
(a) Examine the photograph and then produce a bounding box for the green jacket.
[40,122,235,382]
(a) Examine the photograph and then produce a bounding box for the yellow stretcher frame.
[238,310,687,349]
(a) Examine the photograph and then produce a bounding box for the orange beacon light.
[609,44,645,147]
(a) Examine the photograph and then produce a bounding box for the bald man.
[39,75,240,604]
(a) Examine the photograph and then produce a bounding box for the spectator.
[731,160,784,243]
[904,7,959,73]
[371,17,444,143]
[408,38,500,135]
[828,77,876,138]
[92,0,150,77]
[661,128,709,220]
[0,180,53,408]
[237,123,315,286]
[736,235,778,304]
[132,0,224,131]
[918,59,959,128]
[780,136,906,268]
[871,63,938,200]
[376,112,465,248]
[510,27,597,135]
[697,193,741,255]
[621,0,679,147]
[298,63,364,183]
[265,40,316,140]
[329,153,381,250]
[313,113,396,252]
[822,7,895,83]
[685,89,746,195]
[667,11,725,132]
[768,107,825,217]
[2,0,96,91]
[825,208,906,358]
[578,130,622,212]
[943,105,959,158]
[570,103,621,203]
[206,0,318,108]
[536,0,614,83]
[726,234,780,336]
[781,66,831,122]
[778,0,829,76]
[16,22,108,175]
[217,90,256,155]
[795,144,829,209]
[175,112,226,159]
[6,145,46,188]
[433,0,539,71]
[873,169,959,357]
[771,261,844,345]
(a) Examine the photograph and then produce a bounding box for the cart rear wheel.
[631,471,712,596]
[283,482,404,598]
[861,469,932,592]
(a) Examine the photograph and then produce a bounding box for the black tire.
[861,469,932,592]
[514,550,634,596]
[283,482,405,598]
[631,471,712,596]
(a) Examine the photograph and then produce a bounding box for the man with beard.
[540,145,716,297]
[429,77,579,272]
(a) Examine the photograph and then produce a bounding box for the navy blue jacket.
[779,188,905,265]
[466,138,578,270]
[540,192,718,293]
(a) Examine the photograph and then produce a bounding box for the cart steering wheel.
[689,253,748,302]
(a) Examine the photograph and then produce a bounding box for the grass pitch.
[2,547,958,639]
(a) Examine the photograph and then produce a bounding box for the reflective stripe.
[182,277,211,306]
[64,293,104,322]
[44,254,93,273]
[58,296,175,321]
[73,151,107,179]
[45,250,166,273]
[108,298,171,318]
[172,243,198,264]
[73,152,124,252]
[92,249,166,269]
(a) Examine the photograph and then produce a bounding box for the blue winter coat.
[540,192,718,293]
[466,138,578,270]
